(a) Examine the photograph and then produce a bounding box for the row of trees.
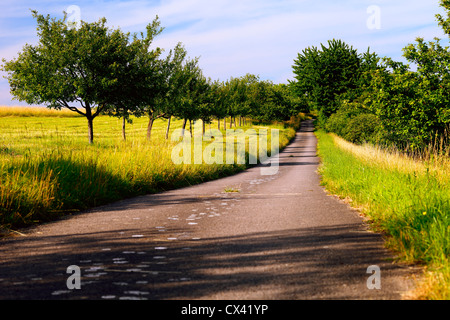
[1,11,306,144]
[291,0,450,151]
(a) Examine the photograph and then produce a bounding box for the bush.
[325,103,381,144]
[342,113,380,144]
[325,109,349,136]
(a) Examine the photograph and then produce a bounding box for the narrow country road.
[0,120,416,300]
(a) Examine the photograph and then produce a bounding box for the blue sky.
[0,0,447,105]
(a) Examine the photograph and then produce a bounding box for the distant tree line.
[291,0,450,152]
[1,11,307,144]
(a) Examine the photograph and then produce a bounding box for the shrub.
[325,109,349,136]
[325,100,381,144]
[342,113,380,144]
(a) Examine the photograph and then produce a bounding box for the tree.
[224,75,257,128]
[208,80,228,130]
[139,42,188,141]
[103,17,164,141]
[238,74,260,125]
[436,0,450,35]
[196,77,216,135]
[1,11,140,144]
[225,77,245,128]
[172,57,204,137]
[361,0,450,150]
[265,83,299,121]
[364,59,445,149]
[247,79,271,121]
[291,39,361,126]
[159,43,189,140]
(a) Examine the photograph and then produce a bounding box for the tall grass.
[0,106,81,117]
[316,130,450,300]
[0,111,298,230]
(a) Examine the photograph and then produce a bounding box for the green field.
[0,108,300,230]
[316,130,450,300]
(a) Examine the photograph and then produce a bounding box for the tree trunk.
[147,116,155,141]
[181,118,187,137]
[202,119,206,136]
[224,118,226,130]
[218,118,221,130]
[122,117,126,141]
[87,117,94,144]
[239,116,242,127]
[229,116,233,129]
[189,120,193,137]
[85,103,94,144]
[165,116,171,140]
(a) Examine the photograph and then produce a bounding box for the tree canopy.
[2,11,166,143]
[292,39,362,126]
[1,10,310,144]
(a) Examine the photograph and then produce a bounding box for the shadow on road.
[0,223,402,300]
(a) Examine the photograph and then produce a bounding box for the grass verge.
[315,130,450,300]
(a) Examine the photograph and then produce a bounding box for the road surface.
[0,120,417,300]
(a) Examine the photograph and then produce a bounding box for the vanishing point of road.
[0,120,417,300]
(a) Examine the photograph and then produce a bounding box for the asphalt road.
[0,120,417,300]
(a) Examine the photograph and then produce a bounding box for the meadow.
[0,106,300,231]
[316,130,450,300]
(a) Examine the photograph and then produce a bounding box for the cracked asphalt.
[0,120,418,300]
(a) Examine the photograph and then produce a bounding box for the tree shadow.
[2,156,140,229]
[0,224,410,300]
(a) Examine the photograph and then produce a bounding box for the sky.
[0,0,448,106]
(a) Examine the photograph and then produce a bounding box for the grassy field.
[0,106,80,117]
[0,106,302,231]
[316,130,450,300]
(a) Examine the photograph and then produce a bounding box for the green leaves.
[437,0,450,35]
[361,0,450,150]
[363,22,450,150]
[1,11,165,143]
[292,39,365,126]
[2,10,304,144]
[294,0,450,152]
